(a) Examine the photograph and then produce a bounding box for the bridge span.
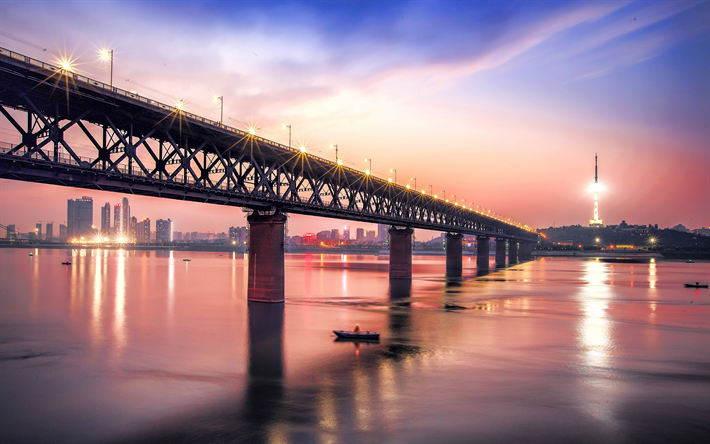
[0,47,538,302]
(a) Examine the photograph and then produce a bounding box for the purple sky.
[1,1,708,238]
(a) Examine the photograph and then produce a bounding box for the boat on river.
[183,258,191,262]
[333,330,380,340]
[61,261,71,265]
[684,282,708,288]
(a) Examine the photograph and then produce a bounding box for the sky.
[0,0,708,238]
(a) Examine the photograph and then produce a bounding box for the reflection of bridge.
[0,47,537,302]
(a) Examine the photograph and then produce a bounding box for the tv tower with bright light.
[589,153,603,227]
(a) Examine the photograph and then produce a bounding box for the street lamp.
[390,169,396,184]
[283,125,291,148]
[428,185,433,196]
[214,96,223,125]
[365,158,371,175]
[331,144,342,165]
[100,49,113,86]
[411,177,417,191]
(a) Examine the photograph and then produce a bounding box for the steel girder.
[0,47,537,242]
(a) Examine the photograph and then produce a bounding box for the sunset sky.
[1,0,708,238]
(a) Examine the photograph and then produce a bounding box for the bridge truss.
[0,47,537,242]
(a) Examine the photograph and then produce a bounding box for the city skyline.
[0,1,708,236]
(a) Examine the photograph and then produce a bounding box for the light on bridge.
[58,58,74,72]
[300,146,307,153]
[365,170,370,175]
[248,127,256,135]
[337,159,343,166]
[176,101,185,111]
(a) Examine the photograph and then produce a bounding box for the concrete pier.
[389,227,414,280]
[495,239,507,267]
[445,233,463,278]
[247,212,287,303]
[476,236,490,269]
[509,241,518,264]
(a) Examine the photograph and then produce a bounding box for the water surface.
[0,249,708,443]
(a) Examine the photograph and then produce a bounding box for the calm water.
[0,248,708,444]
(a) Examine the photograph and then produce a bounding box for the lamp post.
[390,169,396,184]
[428,185,433,196]
[411,177,416,191]
[365,158,371,175]
[283,125,291,148]
[331,144,341,165]
[100,49,114,87]
[214,96,223,125]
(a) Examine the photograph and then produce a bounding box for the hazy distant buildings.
[59,224,67,239]
[356,228,365,241]
[155,219,173,242]
[113,204,121,235]
[35,223,42,240]
[120,197,130,236]
[330,229,339,240]
[129,216,137,241]
[6,224,16,240]
[45,223,53,240]
[229,226,247,244]
[343,226,350,241]
[377,224,389,243]
[101,203,111,235]
[67,196,93,239]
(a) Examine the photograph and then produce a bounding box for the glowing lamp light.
[406,185,410,189]
[421,190,425,194]
[176,101,185,111]
[365,170,370,175]
[337,159,343,166]
[248,127,256,135]
[300,146,307,153]
[434,195,438,198]
[59,59,73,72]
[388,178,393,183]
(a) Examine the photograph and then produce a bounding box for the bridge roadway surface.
[0,47,536,243]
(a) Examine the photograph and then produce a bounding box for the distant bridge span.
[0,47,537,301]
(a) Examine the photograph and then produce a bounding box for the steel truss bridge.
[0,47,536,242]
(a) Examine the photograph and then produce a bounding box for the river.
[0,248,708,443]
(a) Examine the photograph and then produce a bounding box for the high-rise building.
[59,224,67,239]
[129,216,137,241]
[356,228,365,241]
[101,203,111,234]
[377,224,390,243]
[343,226,350,241]
[46,223,53,240]
[35,223,42,240]
[589,154,603,227]
[113,204,121,236]
[156,219,172,242]
[120,197,130,236]
[136,218,150,242]
[331,229,339,240]
[67,196,93,239]
[6,224,16,240]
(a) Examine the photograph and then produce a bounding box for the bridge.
[0,47,538,302]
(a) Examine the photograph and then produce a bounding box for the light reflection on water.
[0,249,708,444]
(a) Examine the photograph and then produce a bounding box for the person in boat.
[353,324,360,333]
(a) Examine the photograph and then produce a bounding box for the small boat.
[687,260,694,263]
[333,330,380,340]
[61,261,71,265]
[684,282,708,288]
[183,258,191,262]
[29,253,33,256]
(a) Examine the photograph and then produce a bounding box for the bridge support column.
[389,227,413,280]
[445,233,463,278]
[518,241,527,261]
[476,236,490,269]
[247,212,287,303]
[495,239,507,267]
[509,241,518,264]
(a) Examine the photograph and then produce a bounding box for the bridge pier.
[508,240,518,264]
[495,238,507,267]
[476,236,490,269]
[389,227,413,280]
[445,233,463,278]
[520,241,531,261]
[247,212,287,303]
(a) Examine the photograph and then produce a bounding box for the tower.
[589,154,603,227]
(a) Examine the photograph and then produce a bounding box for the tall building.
[330,229,340,240]
[377,224,390,243]
[129,216,137,241]
[589,154,603,227]
[356,228,365,241]
[156,219,172,242]
[101,203,111,234]
[113,204,121,236]
[136,218,150,242]
[35,223,42,240]
[46,223,53,240]
[67,196,93,239]
[120,197,130,236]
[59,224,67,239]
[6,224,16,240]
[343,226,350,241]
